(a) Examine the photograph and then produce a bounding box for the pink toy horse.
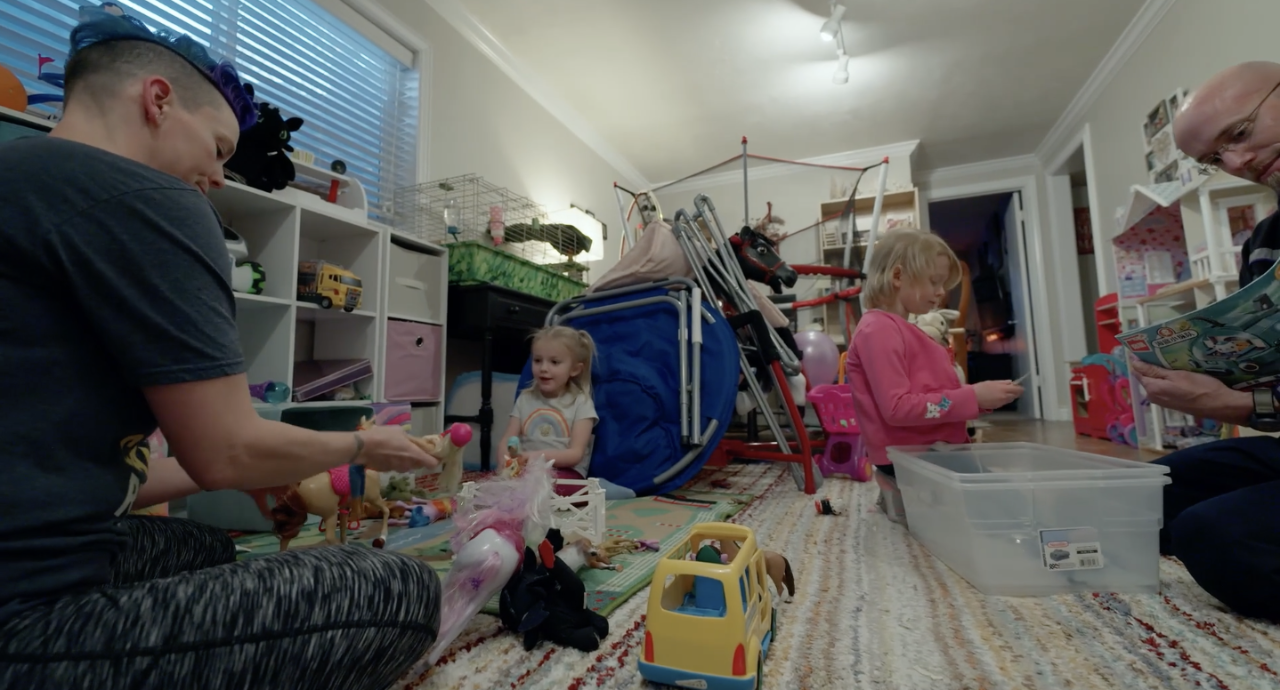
[417,456,555,670]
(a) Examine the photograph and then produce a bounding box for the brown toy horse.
[721,539,796,603]
[268,417,391,551]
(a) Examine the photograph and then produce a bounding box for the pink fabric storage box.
[385,320,442,402]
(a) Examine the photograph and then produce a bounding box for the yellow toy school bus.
[640,522,775,689]
[298,260,363,312]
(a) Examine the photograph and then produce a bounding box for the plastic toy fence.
[456,476,607,544]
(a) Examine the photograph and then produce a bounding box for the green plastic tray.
[447,240,587,303]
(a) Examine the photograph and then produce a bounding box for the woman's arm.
[144,374,432,490]
[132,455,202,509]
[525,418,595,469]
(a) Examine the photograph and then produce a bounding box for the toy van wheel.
[320,297,333,309]
[330,160,347,175]
[343,306,354,312]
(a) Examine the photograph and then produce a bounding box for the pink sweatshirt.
[845,309,979,465]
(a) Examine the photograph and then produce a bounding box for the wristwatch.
[1249,387,1280,432]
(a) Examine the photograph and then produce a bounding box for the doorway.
[928,192,1040,417]
[1060,149,1102,354]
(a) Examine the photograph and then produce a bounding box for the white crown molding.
[1034,0,1178,162]
[425,0,650,189]
[652,140,920,196]
[917,154,1041,189]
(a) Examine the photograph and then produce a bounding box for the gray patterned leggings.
[0,516,441,689]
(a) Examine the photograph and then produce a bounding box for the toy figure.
[411,423,473,496]
[417,457,555,670]
[499,528,610,652]
[721,539,796,603]
[814,497,845,515]
[489,205,505,246]
[499,436,522,479]
[556,538,621,572]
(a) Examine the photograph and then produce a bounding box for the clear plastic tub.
[888,442,1171,596]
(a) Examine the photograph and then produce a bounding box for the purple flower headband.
[69,3,257,131]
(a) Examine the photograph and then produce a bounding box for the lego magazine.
[1119,259,1280,390]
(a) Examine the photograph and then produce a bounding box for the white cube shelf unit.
[209,180,449,435]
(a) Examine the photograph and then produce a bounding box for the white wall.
[1043,0,1280,295]
[371,0,633,285]
[652,145,917,330]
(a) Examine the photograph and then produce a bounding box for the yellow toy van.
[640,522,775,689]
[298,260,363,312]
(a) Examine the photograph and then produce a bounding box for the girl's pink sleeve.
[855,318,979,426]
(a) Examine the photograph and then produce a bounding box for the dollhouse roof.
[1116,176,1210,237]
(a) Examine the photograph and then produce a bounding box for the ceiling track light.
[833,51,850,84]
[820,3,846,41]
[831,22,849,85]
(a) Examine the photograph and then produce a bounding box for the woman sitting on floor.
[0,6,441,689]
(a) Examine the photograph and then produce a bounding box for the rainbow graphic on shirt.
[522,407,570,442]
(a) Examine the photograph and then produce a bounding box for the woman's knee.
[289,546,442,627]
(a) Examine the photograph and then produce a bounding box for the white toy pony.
[418,455,555,670]
[910,309,981,442]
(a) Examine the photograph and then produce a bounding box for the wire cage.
[394,173,594,280]
[393,173,512,246]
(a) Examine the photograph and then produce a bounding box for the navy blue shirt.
[1241,209,1280,284]
[0,137,244,624]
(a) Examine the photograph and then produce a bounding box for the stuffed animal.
[910,309,982,442]
[224,83,304,193]
[499,529,610,653]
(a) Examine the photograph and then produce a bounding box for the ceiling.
[450,0,1146,184]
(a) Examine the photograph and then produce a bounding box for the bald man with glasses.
[1130,61,1280,622]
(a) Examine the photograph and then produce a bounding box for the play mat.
[231,482,752,618]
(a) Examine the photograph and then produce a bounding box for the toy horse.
[410,423,473,496]
[417,457,555,670]
[721,539,796,603]
[269,417,392,551]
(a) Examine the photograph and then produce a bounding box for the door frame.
[922,175,1059,421]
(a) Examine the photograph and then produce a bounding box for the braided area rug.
[400,462,1280,690]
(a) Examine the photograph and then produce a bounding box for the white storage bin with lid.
[888,442,1171,597]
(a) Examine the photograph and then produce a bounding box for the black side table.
[444,283,554,470]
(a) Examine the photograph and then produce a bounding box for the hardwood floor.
[979,413,1168,463]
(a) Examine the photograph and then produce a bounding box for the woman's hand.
[973,380,1024,410]
[1129,359,1253,424]
[358,425,439,473]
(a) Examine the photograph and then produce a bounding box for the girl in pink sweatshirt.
[845,229,1023,524]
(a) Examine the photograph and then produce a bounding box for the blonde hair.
[861,229,963,310]
[529,325,595,396]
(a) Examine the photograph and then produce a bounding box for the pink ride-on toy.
[807,384,872,481]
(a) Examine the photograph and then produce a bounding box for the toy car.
[639,522,774,689]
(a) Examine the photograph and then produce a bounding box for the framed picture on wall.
[1142,87,1196,188]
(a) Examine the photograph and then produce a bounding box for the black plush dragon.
[224,83,303,193]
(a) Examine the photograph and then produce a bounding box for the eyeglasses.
[1196,79,1280,176]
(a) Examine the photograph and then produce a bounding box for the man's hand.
[1129,359,1253,424]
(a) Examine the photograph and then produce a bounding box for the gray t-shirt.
[510,388,598,477]
[0,137,244,624]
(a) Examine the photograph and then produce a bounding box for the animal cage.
[393,173,593,279]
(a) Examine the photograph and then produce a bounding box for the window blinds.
[0,0,418,219]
